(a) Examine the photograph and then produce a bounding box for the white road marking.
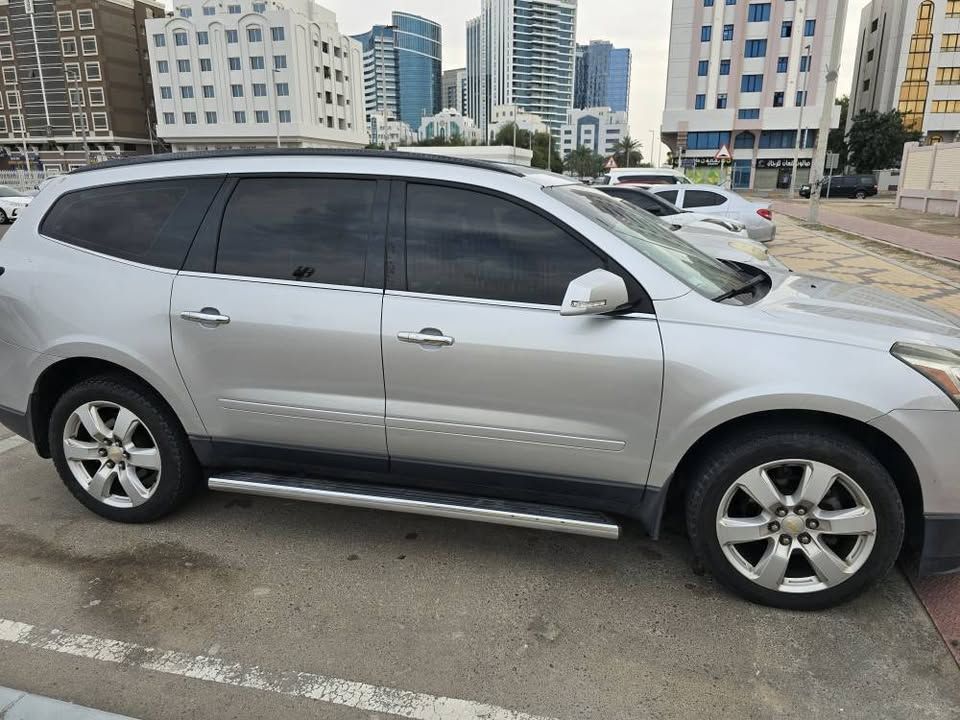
[0,618,559,720]
[0,436,26,454]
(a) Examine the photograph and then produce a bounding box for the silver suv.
[1,150,958,610]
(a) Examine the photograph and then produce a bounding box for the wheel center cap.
[782,516,805,535]
[106,446,124,464]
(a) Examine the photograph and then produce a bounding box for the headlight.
[729,240,769,262]
[891,342,960,408]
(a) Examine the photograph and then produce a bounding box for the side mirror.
[560,269,630,317]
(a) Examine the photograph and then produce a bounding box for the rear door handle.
[398,330,454,347]
[181,308,231,326]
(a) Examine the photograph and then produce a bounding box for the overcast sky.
[246,0,865,160]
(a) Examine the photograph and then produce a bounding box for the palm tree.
[614,136,643,168]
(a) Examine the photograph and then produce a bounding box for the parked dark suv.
[799,175,878,199]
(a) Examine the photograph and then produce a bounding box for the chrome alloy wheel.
[715,460,877,594]
[62,401,161,508]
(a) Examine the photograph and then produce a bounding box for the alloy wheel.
[715,459,877,594]
[62,401,162,508]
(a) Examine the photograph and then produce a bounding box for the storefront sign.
[755,158,812,170]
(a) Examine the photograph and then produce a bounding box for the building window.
[949,0,960,17]
[184,112,197,124]
[279,110,291,123]
[274,55,287,69]
[777,56,788,73]
[181,86,194,99]
[153,33,165,47]
[747,3,770,22]
[234,110,246,123]
[197,85,212,99]
[65,63,82,81]
[200,58,212,71]
[716,93,728,109]
[726,0,736,4]
[701,25,712,42]
[944,35,960,52]
[321,41,329,53]
[719,59,730,75]
[73,113,88,130]
[271,27,285,41]
[174,31,188,46]
[871,18,879,32]
[197,31,209,45]
[253,2,266,11]
[744,39,767,57]
[738,108,760,119]
[686,131,731,149]
[255,110,269,123]
[0,17,8,35]
[734,131,755,149]
[9,115,21,133]
[248,27,263,42]
[5,90,19,108]
[0,117,7,133]
[722,24,733,41]
[800,55,811,72]
[157,60,169,74]
[936,67,960,85]
[91,112,108,130]
[228,4,241,14]
[759,129,796,149]
[804,19,816,36]
[203,6,216,16]
[697,60,709,76]
[160,86,172,99]
[85,62,101,81]
[177,59,190,72]
[252,83,266,96]
[867,48,875,62]
[228,57,241,70]
[205,111,217,123]
[275,82,289,96]
[179,7,192,18]
[2,68,14,85]
[82,36,98,55]
[796,90,808,106]
[740,74,763,92]
[68,87,82,106]
[862,78,871,91]
[781,21,792,38]
[231,84,243,97]
[226,29,238,44]
[163,112,175,124]
[61,38,78,56]
[932,100,960,112]
[704,0,714,5]
[695,94,706,109]
[773,91,784,107]
[250,56,264,70]
[58,11,75,30]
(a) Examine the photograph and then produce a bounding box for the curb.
[0,687,139,720]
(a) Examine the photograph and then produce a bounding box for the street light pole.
[72,71,90,164]
[272,68,281,148]
[788,44,812,199]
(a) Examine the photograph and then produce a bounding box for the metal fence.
[0,170,61,191]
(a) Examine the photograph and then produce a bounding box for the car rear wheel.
[855,190,867,199]
[50,375,201,522]
[686,427,904,610]
[0,209,9,224]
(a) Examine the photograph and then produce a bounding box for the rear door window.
[860,176,876,186]
[40,177,223,269]
[610,190,668,215]
[657,189,680,204]
[216,177,377,286]
[683,190,727,209]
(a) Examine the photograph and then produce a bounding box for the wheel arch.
[646,409,923,548]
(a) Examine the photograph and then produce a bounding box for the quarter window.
[40,179,223,270]
[216,178,377,286]
[683,190,726,209]
[404,184,604,305]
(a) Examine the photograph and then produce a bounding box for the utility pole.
[71,70,90,165]
[272,68,281,148]
[809,0,849,223]
[788,44,813,199]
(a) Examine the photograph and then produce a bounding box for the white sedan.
[647,184,776,243]
[0,185,32,224]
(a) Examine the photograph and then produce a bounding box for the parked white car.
[0,185,32,224]
[597,185,748,238]
[596,168,692,187]
[647,185,776,243]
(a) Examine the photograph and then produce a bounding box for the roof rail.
[69,148,525,176]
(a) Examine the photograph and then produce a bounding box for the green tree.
[847,109,920,173]
[490,122,531,149]
[563,146,605,178]
[827,95,849,171]
[530,131,562,172]
[413,134,466,147]
[613,135,643,167]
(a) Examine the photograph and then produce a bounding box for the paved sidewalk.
[0,687,138,720]
[772,200,960,262]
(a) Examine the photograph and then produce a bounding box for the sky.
[324,0,870,162]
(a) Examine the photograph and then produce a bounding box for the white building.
[849,0,960,143]
[442,67,467,116]
[661,0,842,190]
[560,106,628,157]
[466,0,578,136]
[369,111,416,148]
[487,104,549,141]
[418,108,482,144]
[146,0,368,151]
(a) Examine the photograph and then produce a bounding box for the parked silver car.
[0,150,957,610]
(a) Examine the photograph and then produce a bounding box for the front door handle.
[181,308,231,326]
[398,329,455,347]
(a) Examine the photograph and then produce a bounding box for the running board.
[208,471,620,539]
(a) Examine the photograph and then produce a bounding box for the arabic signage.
[755,158,812,170]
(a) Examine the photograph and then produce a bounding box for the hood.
[757,272,960,349]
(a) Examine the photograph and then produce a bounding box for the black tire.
[0,209,9,224]
[685,425,904,610]
[855,190,866,199]
[49,374,201,523]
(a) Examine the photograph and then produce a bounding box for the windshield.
[0,185,27,197]
[547,185,747,298]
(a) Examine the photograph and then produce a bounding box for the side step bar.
[208,471,620,539]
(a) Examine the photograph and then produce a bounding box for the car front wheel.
[686,427,904,610]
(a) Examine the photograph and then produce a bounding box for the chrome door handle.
[181,309,231,326]
[398,330,454,347]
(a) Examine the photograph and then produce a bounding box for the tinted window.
[216,178,376,286]
[40,177,222,268]
[405,184,604,305]
[611,190,670,216]
[619,174,679,186]
[683,190,726,209]
[657,189,679,204]
[860,176,876,186]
